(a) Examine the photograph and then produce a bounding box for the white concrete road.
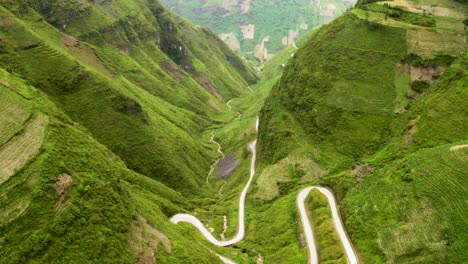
[171,117,359,264]
[170,118,259,247]
[297,187,359,264]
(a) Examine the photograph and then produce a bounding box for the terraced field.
[0,114,48,185]
[416,145,468,262]
[0,87,31,147]
[407,29,465,58]
[353,0,466,59]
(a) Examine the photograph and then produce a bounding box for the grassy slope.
[0,0,257,194]
[307,189,347,263]
[344,55,468,263]
[260,12,407,167]
[0,71,224,263]
[0,0,262,263]
[257,2,467,263]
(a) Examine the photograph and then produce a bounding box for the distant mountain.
[161,0,354,62]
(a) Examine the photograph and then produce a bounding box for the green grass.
[0,114,47,185]
[362,4,437,27]
[306,190,347,264]
[394,68,412,111]
[260,12,407,165]
[245,192,307,263]
[0,0,259,194]
[0,84,31,147]
[0,63,223,264]
[0,0,261,262]
[256,5,468,263]
[254,154,324,201]
[344,143,468,263]
[407,28,466,58]
[0,0,466,263]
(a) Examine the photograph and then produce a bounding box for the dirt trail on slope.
[206,130,225,183]
[220,215,228,241]
[450,144,468,151]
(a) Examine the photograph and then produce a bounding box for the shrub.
[411,80,430,93]
[362,4,436,27]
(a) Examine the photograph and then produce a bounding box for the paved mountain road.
[297,187,359,264]
[171,117,359,263]
[170,118,258,248]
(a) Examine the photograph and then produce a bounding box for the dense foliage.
[257,4,467,262]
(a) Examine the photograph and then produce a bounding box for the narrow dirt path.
[218,180,227,196]
[226,100,233,111]
[235,112,242,121]
[211,130,225,158]
[450,144,468,151]
[206,130,225,183]
[220,215,228,240]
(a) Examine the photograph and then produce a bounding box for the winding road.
[171,117,358,263]
[170,121,258,246]
[297,187,359,264]
[293,41,299,49]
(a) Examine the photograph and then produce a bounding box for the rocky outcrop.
[219,33,241,52]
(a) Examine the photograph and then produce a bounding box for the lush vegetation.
[0,0,259,194]
[0,0,258,262]
[307,190,347,263]
[257,1,468,262]
[1,0,466,263]
[361,3,436,27]
[0,71,222,263]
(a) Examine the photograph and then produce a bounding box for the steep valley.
[0,0,467,263]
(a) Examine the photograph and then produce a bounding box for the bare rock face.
[240,0,252,15]
[161,60,187,81]
[254,36,274,62]
[195,75,224,101]
[240,24,255,39]
[216,153,240,179]
[410,65,444,84]
[219,33,241,52]
[161,0,350,59]
[223,0,240,9]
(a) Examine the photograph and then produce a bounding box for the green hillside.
[257,0,468,262]
[0,0,258,193]
[0,0,257,262]
[1,0,467,263]
[0,69,226,263]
